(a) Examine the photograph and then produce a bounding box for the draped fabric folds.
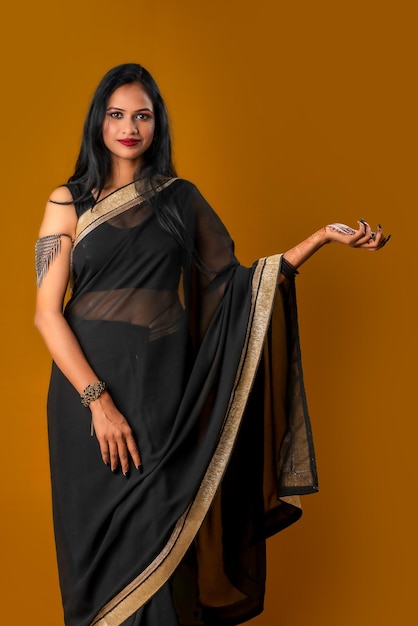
[46,178,317,626]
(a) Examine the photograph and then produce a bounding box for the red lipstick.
[118,139,140,146]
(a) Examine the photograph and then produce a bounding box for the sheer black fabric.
[47,179,317,626]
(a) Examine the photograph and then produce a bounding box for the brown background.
[0,1,416,624]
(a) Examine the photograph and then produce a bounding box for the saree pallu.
[47,179,318,626]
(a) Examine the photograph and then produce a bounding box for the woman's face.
[102,82,155,167]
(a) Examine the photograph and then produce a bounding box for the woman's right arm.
[35,187,141,475]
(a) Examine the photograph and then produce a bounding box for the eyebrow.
[106,106,153,112]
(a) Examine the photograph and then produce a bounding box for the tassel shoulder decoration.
[35,233,72,287]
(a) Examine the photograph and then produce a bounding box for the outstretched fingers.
[91,395,142,478]
[98,432,141,477]
[99,442,110,468]
[116,437,130,477]
[376,225,392,249]
[356,220,391,250]
[350,219,373,246]
[125,432,142,473]
[107,428,142,477]
[327,220,391,250]
[108,440,120,473]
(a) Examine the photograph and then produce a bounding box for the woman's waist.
[66,287,186,340]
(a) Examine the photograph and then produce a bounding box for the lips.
[118,139,140,146]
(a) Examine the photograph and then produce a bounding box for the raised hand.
[325,220,391,251]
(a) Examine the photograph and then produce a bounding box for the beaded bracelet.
[80,381,107,407]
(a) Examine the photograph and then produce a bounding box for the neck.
[105,158,142,192]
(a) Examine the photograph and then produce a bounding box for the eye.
[108,111,123,119]
[135,112,153,121]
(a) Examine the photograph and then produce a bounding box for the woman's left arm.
[283,220,390,270]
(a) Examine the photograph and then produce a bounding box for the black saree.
[46,178,317,626]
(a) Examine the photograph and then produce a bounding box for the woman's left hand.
[283,219,390,272]
[324,220,391,250]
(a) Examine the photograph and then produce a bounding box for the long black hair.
[68,63,189,249]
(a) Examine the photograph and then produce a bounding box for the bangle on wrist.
[80,381,107,407]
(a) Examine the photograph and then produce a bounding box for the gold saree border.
[74,178,178,247]
[91,254,283,626]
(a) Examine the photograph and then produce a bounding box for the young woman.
[35,63,389,626]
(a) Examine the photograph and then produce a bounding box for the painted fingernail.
[378,224,382,230]
[138,464,144,474]
[123,471,129,479]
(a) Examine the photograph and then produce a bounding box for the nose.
[124,119,139,134]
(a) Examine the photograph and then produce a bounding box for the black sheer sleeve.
[280,257,299,278]
[178,183,240,340]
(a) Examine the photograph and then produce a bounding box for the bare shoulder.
[48,185,75,204]
[39,185,78,238]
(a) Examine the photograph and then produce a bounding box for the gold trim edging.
[91,254,282,626]
[74,178,177,247]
